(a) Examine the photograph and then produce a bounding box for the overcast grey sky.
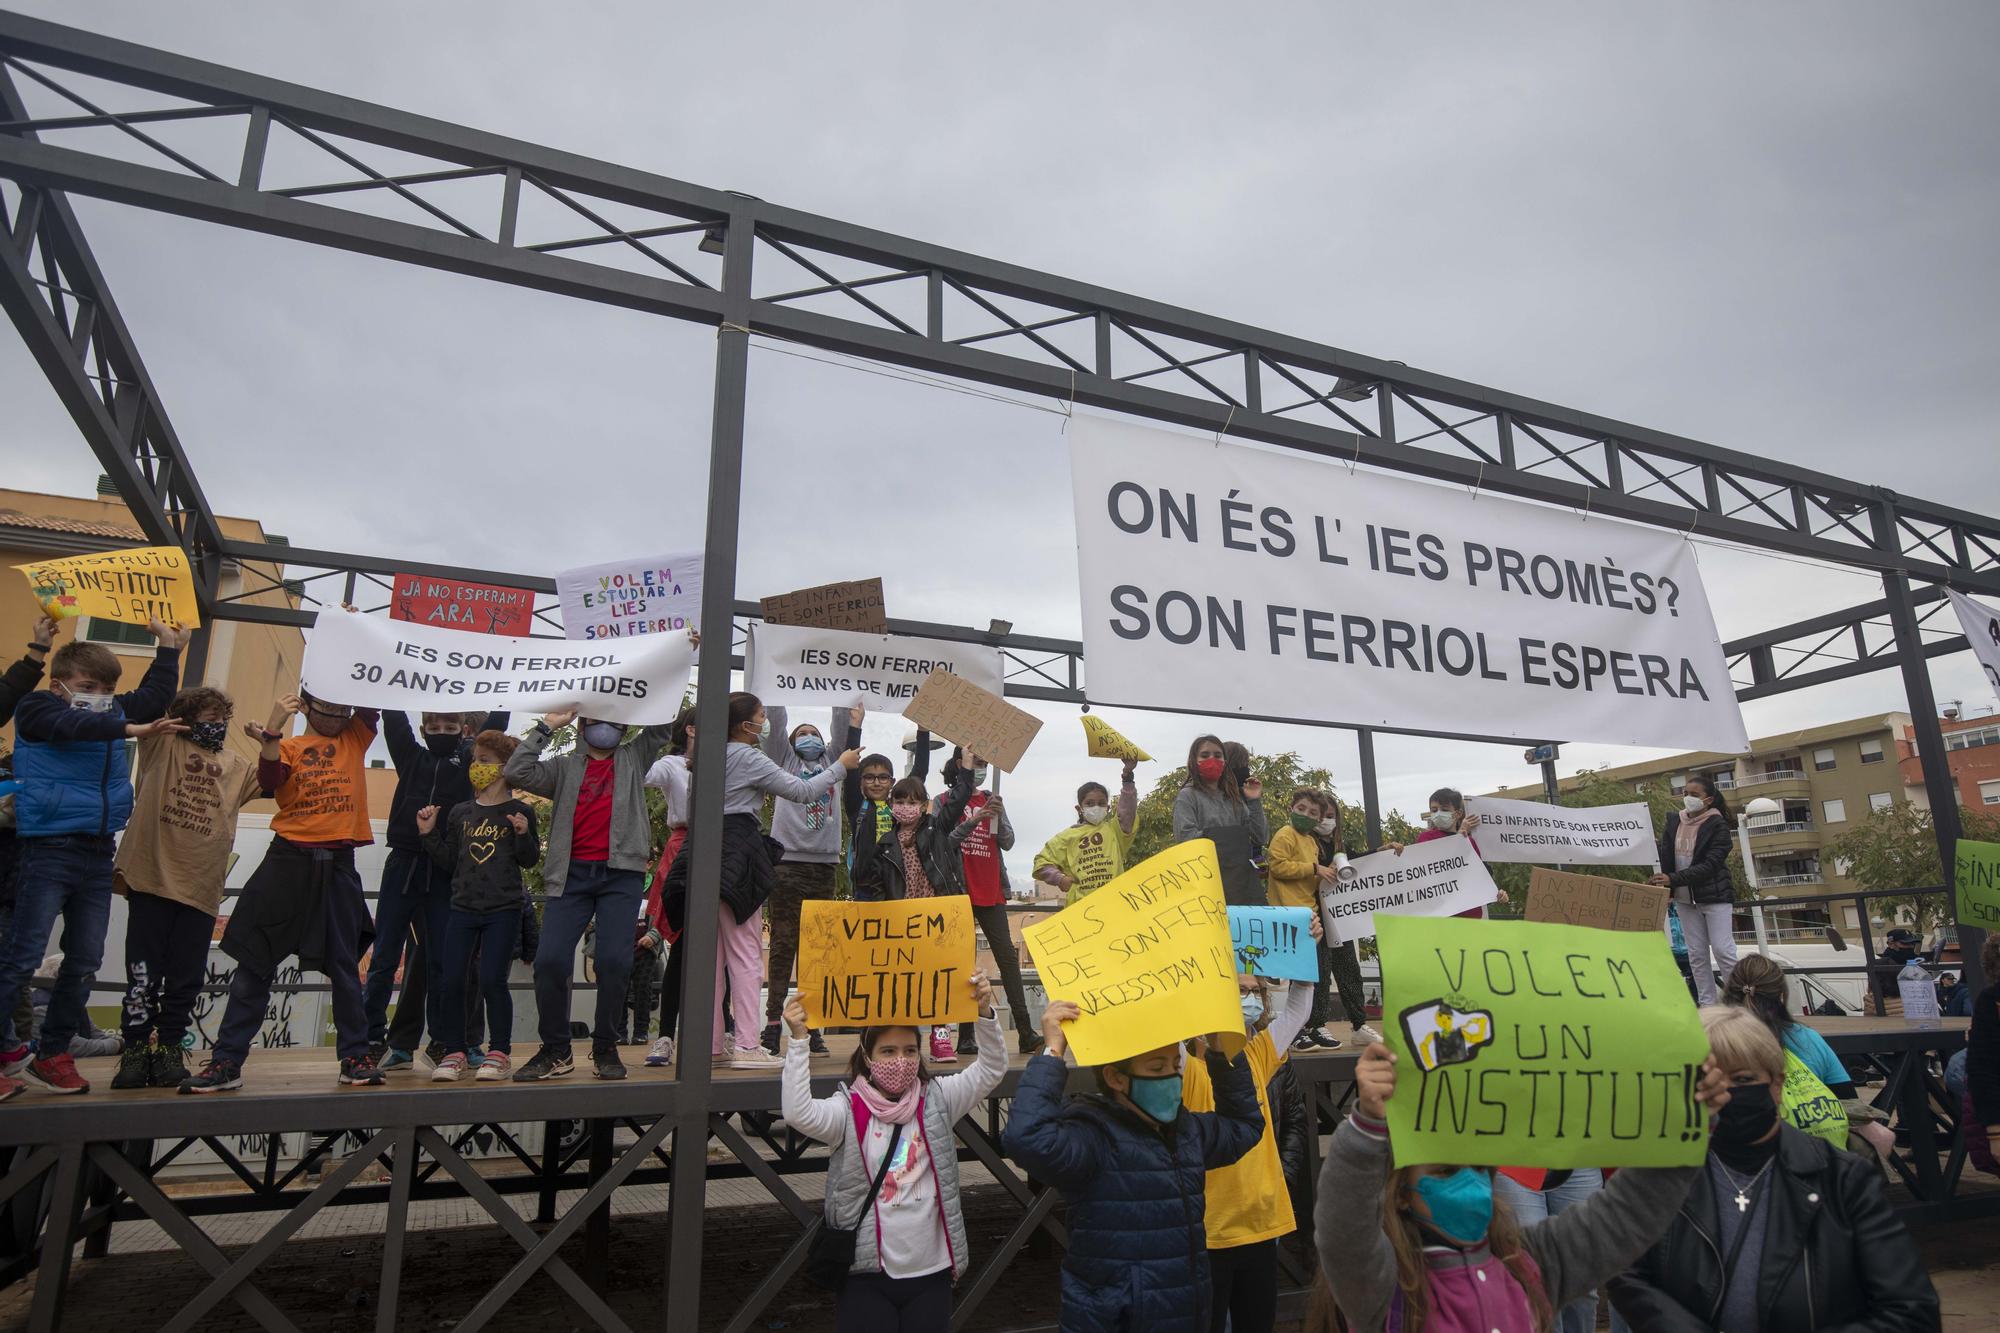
[5,2,1998,844]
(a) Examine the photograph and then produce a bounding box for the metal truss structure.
[0,11,1994,1330]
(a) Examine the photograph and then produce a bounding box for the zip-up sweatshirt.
[504,720,672,895]
[11,646,180,838]
[760,706,842,864]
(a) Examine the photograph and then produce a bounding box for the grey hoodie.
[760,706,843,864]
[504,719,673,896]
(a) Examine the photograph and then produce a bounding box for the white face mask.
[1426,810,1458,832]
[63,687,116,713]
[1315,817,1338,837]
[1683,795,1706,813]
[1079,805,1110,826]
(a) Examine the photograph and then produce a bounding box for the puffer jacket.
[1003,1049,1263,1332]
[1609,1125,1940,1333]
[380,710,508,852]
[866,768,977,902]
[1269,1061,1311,1242]
[10,647,179,837]
[1656,811,1734,905]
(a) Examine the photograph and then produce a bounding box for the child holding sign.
[779,973,1006,1328]
[866,769,976,1064]
[939,747,1041,1056]
[1033,762,1140,906]
[1315,1042,1731,1333]
[1003,1002,1265,1332]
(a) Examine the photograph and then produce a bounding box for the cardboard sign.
[1080,713,1151,762]
[744,622,1004,712]
[1524,868,1671,933]
[1318,834,1499,945]
[555,551,704,641]
[902,669,1043,773]
[761,577,887,634]
[300,611,692,724]
[1377,914,1709,1168]
[1955,838,2000,931]
[797,897,978,1027]
[1228,905,1317,982]
[390,572,536,636]
[16,544,201,628]
[1022,840,1244,1066]
[1464,796,1659,867]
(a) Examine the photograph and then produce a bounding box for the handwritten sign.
[744,622,1004,712]
[1318,834,1498,945]
[1377,914,1708,1168]
[1524,868,1670,933]
[797,897,977,1026]
[903,669,1043,773]
[16,544,201,628]
[556,551,704,641]
[390,572,536,636]
[1955,838,2000,931]
[1023,840,1243,1065]
[1464,796,1658,867]
[761,577,887,634]
[1080,713,1151,762]
[1228,905,1316,981]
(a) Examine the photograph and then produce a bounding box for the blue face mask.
[1240,993,1265,1028]
[1414,1167,1493,1244]
[1125,1072,1183,1124]
[794,735,826,761]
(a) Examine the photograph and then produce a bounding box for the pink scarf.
[852,1075,923,1125]
[1674,806,1721,867]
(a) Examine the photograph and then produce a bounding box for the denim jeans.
[1495,1169,1605,1333]
[0,834,115,1055]
[439,907,520,1055]
[533,862,643,1050]
[364,847,450,1048]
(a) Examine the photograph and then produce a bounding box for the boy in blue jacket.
[1004,1000,1264,1333]
[0,622,185,1095]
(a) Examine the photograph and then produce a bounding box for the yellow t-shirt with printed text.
[1180,1028,1292,1248]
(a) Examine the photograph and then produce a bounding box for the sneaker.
[1292,1033,1320,1054]
[513,1047,574,1082]
[1018,1031,1045,1057]
[465,1047,486,1066]
[1309,1031,1343,1050]
[112,1043,154,1090]
[24,1053,89,1095]
[728,1046,783,1070]
[0,1074,21,1102]
[475,1051,512,1081]
[366,1040,387,1065]
[808,1031,830,1057]
[339,1055,385,1087]
[956,1034,978,1056]
[760,1023,782,1056]
[0,1045,29,1078]
[1351,1024,1383,1046]
[432,1052,470,1082]
[414,1041,445,1074]
[928,1028,957,1064]
[148,1043,189,1088]
[645,1036,675,1068]
[592,1047,628,1080]
[378,1048,414,1073]
[180,1059,243,1094]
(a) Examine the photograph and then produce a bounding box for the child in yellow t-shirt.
[1031,759,1137,905]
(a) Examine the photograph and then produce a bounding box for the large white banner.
[744,622,1004,711]
[556,550,704,641]
[1318,834,1499,945]
[1949,590,2000,705]
[301,612,692,724]
[1463,795,1659,867]
[1069,415,1749,751]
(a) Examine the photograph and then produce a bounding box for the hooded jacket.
[866,767,977,902]
[503,718,672,896]
[761,706,842,864]
[10,646,180,838]
[1656,810,1735,906]
[380,710,509,853]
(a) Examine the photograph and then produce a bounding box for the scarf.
[1675,806,1721,867]
[852,1076,923,1125]
[900,831,935,898]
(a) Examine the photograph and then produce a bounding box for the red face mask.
[1196,757,1226,782]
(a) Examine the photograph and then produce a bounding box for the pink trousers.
[712,905,764,1055]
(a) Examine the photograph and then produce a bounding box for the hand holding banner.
[1080,714,1151,762]
[1228,906,1316,981]
[1463,796,1658,867]
[903,668,1043,772]
[797,898,977,1026]
[1376,914,1708,1168]
[1022,840,1243,1065]
[1318,834,1498,944]
[17,545,201,628]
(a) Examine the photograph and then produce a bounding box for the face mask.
[306,708,350,737]
[1427,810,1458,832]
[1683,795,1706,814]
[1125,1072,1183,1123]
[891,802,923,825]
[582,721,624,751]
[469,762,502,791]
[188,719,228,753]
[972,764,990,785]
[869,1053,919,1096]
[1414,1167,1493,1244]
[758,717,772,741]
[1315,817,1338,837]
[425,731,461,755]
[793,735,826,761]
[1711,1082,1779,1147]
[1240,992,1265,1028]
[1289,811,1318,833]
[1079,805,1110,826]
[64,687,115,713]
[1195,757,1226,782]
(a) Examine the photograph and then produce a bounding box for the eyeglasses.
[861,773,893,784]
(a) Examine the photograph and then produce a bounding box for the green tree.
[1827,801,2000,932]
[1127,750,1350,865]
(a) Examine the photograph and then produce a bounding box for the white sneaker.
[728,1047,783,1070]
[1352,1024,1384,1046]
[645,1036,675,1068]
[431,1053,469,1082]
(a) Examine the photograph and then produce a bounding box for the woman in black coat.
[1648,776,1736,1006]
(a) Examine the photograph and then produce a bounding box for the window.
[1813,747,1837,771]
[1822,798,1848,824]
[1947,724,2000,751]
[1859,738,1885,764]
[1868,791,1894,813]
[1981,779,2000,806]
[1833,856,1855,878]
[81,617,153,648]
[1669,774,1686,795]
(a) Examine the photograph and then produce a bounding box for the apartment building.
[1900,707,2000,812]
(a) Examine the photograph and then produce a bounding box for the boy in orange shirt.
[182,691,382,1093]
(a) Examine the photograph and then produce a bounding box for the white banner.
[744,622,1004,711]
[1069,415,1749,751]
[556,550,704,641]
[1317,834,1499,945]
[301,612,692,725]
[1949,590,2000,705]
[1464,795,1659,867]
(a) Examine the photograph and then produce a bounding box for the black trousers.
[1208,1237,1278,1333]
[835,1270,952,1333]
[120,892,213,1048]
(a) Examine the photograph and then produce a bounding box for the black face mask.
[425,732,461,756]
[1711,1082,1778,1147]
[1230,763,1251,786]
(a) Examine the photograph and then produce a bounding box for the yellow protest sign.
[1022,839,1242,1065]
[1079,713,1151,763]
[797,897,978,1027]
[16,545,201,628]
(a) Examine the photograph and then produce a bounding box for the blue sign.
[1228,906,1317,982]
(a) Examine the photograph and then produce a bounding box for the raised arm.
[1116,763,1138,836]
[738,744,846,804]
[762,705,793,766]
[115,628,183,723]
[1193,1049,1264,1169]
[504,719,567,798]
[382,710,421,769]
[1265,975,1317,1052]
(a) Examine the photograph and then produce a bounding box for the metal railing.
[1735,768,1807,787]
[1756,872,1824,887]
[1749,820,1816,836]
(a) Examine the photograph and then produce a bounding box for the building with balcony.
[1899,708,2000,812]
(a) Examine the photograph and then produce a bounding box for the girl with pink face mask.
[864,773,979,1064]
[780,973,1006,1329]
